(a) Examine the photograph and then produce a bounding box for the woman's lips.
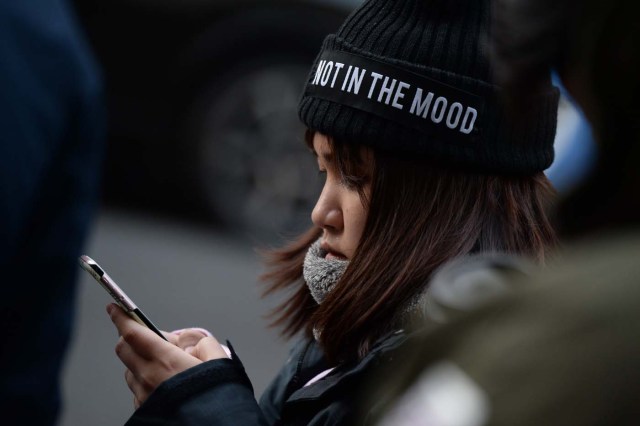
[325,251,347,260]
[321,242,347,260]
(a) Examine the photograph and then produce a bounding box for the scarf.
[303,239,349,304]
[303,238,427,340]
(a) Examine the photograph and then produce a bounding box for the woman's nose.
[311,190,343,232]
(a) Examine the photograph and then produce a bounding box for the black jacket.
[125,332,407,426]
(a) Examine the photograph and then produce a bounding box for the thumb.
[190,336,229,362]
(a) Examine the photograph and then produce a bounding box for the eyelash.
[340,177,358,190]
[317,170,362,192]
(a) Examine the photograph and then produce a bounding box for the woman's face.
[311,133,371,260]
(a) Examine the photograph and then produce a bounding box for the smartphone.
[78,255,168,341]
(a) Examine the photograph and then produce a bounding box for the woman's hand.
[107,304,228,408]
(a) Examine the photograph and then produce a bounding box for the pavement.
[60,209,290,425]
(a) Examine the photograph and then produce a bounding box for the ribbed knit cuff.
[299,35,559,175]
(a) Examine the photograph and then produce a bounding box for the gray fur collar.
[303,239,349,304]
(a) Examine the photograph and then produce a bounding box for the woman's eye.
[340,173,367,190]
[340,177,357,190]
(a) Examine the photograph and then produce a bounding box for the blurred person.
[491,0,640,237]
[0,0,104,424]
[104,0,560,424]
[364,1,640,425]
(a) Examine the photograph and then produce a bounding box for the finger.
[115,335,149,372]
[120,351,163,403]
[125,368,133,389]
[106,304,124,336]
[109,305,170,359]
[177,329,209,351]
[117,329,204,392]
[125,368,151,407]
[170,327,211,339]
[125,369,145,400]
[164,331,179,346]
[108,304,146,342]
[190,336,229,362]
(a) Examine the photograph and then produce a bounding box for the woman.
[108,0,559,424]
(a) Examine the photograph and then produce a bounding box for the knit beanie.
[298,0,560,175]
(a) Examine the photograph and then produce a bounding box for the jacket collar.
[286,330,407,402]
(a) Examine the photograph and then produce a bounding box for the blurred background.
[59,0,595,424]
[72,0,364,240]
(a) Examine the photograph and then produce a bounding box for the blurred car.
[545,76,597,194]
[73,0,361,238]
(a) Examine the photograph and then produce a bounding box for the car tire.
[179,7,345,240]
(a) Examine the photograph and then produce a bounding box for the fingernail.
[106,304,114,314]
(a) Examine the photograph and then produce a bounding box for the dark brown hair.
[262,130,556,362]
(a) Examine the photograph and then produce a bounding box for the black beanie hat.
[298,0,560,175]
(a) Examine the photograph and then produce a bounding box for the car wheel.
[179,7,346,239]
[188,56,320,240]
